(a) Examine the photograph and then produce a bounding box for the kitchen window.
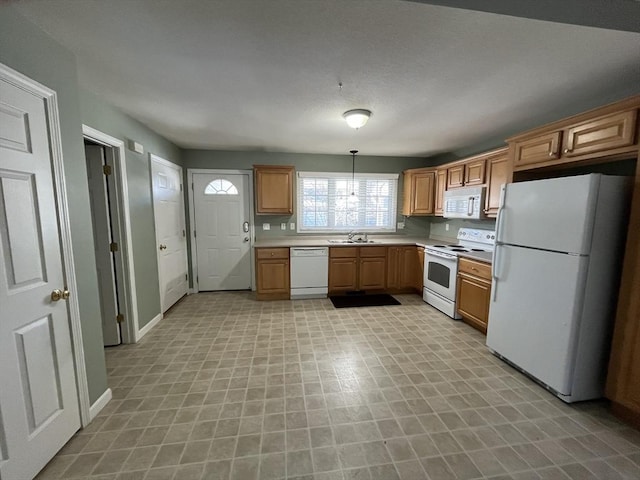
[297,171,398,232]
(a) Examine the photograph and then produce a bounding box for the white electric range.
[423,228,496,318]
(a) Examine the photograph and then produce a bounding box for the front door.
[193,173,251,291]
[151,155,189,312]
[0,68,80,479]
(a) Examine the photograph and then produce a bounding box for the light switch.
[262,223,270,231]
[280,223,287,230]
[289,222,295,230]
[397,222,405,230]
[445,223,450,231]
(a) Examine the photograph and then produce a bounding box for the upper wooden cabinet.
[509,97,640,172]
[254,165,294,214]
[483,148,510,218]
[434,169,447,216]
[447,158,486,189]
[402,169,435,216]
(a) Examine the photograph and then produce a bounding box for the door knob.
[244,237,250,242]
[51,289,70,301]
[159,244,167,250]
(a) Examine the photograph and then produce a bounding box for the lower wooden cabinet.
[255,248,290,300]
[387,246,421,293]
[456,257,492,334]
[329,246,387,294]
[416,247,425,292]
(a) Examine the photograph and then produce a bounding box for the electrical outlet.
[397,221,405,230]
[290,222,295,230]
[280,223,287,230]
[262,223,270,231]
[445,223,450,231]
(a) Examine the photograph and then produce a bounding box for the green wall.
[79,90,182,329]
[0,7,107,404]
[182,149,434,238]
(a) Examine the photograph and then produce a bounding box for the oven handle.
[467,196,474,216]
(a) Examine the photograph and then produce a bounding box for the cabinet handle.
[271,252,274,256]
[563,148,572,154]
[548,151,555,157]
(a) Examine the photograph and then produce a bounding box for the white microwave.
[444,186,486,219]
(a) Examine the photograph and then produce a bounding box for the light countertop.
[253,236,434,248]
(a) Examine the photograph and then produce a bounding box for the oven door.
[424,250,458,300]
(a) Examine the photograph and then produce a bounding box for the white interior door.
[85,143,120,346]
[193,173,251,291]
[0,70,80,479]
[151,155,188,312]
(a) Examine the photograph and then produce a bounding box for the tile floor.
[36,292,640,480]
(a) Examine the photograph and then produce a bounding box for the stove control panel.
[457,228,495,245]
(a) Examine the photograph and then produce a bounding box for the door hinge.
[109,242,119,252]
[116,313,124,323]
[180,184,183,191]
[185,274,188,281]
[103,164,112,176]
[182,229,186,237]
[191,182,194,190]
[194,230,196,238]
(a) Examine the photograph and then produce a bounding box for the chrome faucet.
[347,231,368,242]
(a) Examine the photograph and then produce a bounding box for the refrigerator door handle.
[495,184,507,243]
[492,243,501,301]
[467,196,474,216]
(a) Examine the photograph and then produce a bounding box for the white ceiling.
[12,0,640,157]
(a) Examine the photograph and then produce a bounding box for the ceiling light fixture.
[343,109,372,129]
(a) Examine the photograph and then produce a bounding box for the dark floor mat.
[329,294,401,308]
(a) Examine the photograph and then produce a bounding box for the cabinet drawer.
[359,246,387,257]
[330,247,358,258]
[256,247,289,259]
[458,257,491,280]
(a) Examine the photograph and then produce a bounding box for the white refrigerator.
[486,174,631,402]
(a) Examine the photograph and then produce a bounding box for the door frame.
[82,125,138,344]
[0,63,91,426]
[149,153,188,311]
[187,168,255,293]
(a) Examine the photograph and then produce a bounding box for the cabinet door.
[254,165,294,214]
[456,273,491,334]
[563,110,637,158]
[329,257,358,292]
[464,159,486,186]
[512,131,562,170]
[386,247,400,290]
[359,257,386,290]
[416,247,425,292]
[434,169,447,216]
[256,259,290,296]
[447,165,464,189]
[484,152,510,217]
[399,246,419,289]
[411,171,435,215]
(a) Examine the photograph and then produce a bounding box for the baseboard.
[611,400,640,430]
[89,388,112,422]
[136,312,163,341]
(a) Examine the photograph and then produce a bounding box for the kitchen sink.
[327,239,378,244]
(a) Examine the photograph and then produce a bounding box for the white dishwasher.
[290,247,329,299]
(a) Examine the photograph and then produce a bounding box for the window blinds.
[297,172,398,232]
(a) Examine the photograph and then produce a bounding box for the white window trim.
[296,171,399,234]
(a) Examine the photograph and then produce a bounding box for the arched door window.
[204,179,238,195]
